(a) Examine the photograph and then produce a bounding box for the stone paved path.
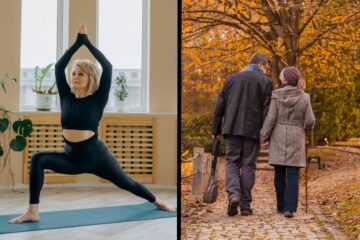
[182,159,334,240]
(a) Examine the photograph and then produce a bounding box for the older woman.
[9,25,174,224]
[260,66,315,218]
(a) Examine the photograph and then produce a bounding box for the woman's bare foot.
[8,212,40,224]
[153,199,176,212]
[8,204,40,224]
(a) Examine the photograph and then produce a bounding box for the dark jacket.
[212,64,274,140]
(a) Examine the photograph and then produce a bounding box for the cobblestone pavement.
[182,159,334,240]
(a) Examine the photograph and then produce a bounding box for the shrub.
[311,86,360,143]
[181,113,226,155]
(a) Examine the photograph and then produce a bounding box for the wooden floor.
[0,184,177,239]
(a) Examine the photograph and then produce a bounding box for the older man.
[212,53,273,216]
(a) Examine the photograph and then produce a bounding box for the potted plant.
[1,74,33,189]
[32,63,57,111]
[113,72,128,112]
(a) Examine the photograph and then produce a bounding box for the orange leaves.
[181,162,193,177]
[182,0,359,111]
[246,1,257,9]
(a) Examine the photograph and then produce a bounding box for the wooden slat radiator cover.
[23,115,77,184]
[101,116,156,184]
[23,115,156,184]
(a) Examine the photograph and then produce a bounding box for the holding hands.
[212,135,222,141]
[261,141,269,150]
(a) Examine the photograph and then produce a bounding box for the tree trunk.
[270,55,281,88]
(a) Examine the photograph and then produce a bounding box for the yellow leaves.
[183,0,359,97]
[247,2,257,8]
[299,35,358,89]
[181,162,193,177]
[181,150,190,158]
[329,16,346,23]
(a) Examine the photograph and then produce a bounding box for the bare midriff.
[62,129,95,143]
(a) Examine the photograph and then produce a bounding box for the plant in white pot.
[113,72,128,112]
[32,63,57,111]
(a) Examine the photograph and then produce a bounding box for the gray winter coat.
[260,85,316,167]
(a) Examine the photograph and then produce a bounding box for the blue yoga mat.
[0,202,176,234]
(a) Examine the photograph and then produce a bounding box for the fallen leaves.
[314,180,360,239]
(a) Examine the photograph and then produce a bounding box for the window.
[131,72,138,79]
[20,0,68,110]
[20,0,146,112]
[98,0,148,112]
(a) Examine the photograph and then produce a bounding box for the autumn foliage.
[181,0,360,149]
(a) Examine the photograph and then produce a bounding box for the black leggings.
[29,134,156,204]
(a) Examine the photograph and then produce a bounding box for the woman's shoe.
[284,211,294,218]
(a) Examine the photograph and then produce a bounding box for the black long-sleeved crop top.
[55,33,113,134]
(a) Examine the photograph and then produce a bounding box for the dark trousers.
[224,135,259,209]
[29,134,156,204]
[274,165,299,212]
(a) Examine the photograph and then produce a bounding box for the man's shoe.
[284,211,294,218]
[227,197,240,216]
[240,208,253,216]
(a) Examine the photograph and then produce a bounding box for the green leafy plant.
[32,63,57,94]
[181,113,226,155]
[0,117,33,157]
[1,74,33,187]
[1,74,17,93]
[113,72,128,101]
[311,84,360,143]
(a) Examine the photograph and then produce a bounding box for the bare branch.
[183,10,277,53]
[299,0,328,36]
[182,23,222,42]
[299,13,360,55]
[183,9,270,41]
[182,46,253,75]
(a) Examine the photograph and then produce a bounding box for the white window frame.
[96,0,149,113]
[20,0,69,111]
[57,0,69,66]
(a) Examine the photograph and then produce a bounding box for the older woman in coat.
[260,66,315,218]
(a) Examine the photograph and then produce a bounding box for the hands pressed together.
[79,24,88,34]
[76,24,91,45]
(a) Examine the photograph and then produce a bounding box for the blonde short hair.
[279,69,285,82]
[70,59,100,96]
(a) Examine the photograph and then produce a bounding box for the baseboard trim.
[0,183,177,190]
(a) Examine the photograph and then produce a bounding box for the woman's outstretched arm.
[82,34,113,107]
[260,96,278,144]
[55,34,83,99]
